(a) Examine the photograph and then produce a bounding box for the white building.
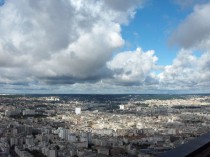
[119,105,125,110]
[75,108,81,115]
[46,97,60,101]
[58,128,69,140]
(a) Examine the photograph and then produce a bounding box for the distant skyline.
[0,0,210,94]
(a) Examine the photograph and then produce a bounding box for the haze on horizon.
[0,0,210,94]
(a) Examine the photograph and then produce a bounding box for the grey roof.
[158,131,210,157]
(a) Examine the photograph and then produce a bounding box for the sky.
[0,0,210,94]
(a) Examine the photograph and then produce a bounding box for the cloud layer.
[0,0,142,86]
[107,48,158,86]
[0,0,210,93]
[169,3,210,49]
[162,2,210,91]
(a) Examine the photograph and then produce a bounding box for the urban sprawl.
[0,94,210,157]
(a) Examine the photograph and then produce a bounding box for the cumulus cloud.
[162,2,210,91]
[1,0,209,93]
[169,2,210,49]
[0,0,143,89]
[107,48,158,86]
[159,49,210,90]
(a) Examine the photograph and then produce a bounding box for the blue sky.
[0,0,4,6]
[121,0,192,65]
[0,0,210,94]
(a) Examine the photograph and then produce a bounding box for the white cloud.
[0,0,142,88]
[159,49,210,90]
[169,2,210,49]
[162,2,210,92]
[107,48,158,85]
[1,0,209,93]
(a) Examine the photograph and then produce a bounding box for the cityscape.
[1,94,210,157]
[1,0,210,157]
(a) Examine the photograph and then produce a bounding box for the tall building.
[119,105,125,110]
[58,128,69,140]
[75,108,81,115]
